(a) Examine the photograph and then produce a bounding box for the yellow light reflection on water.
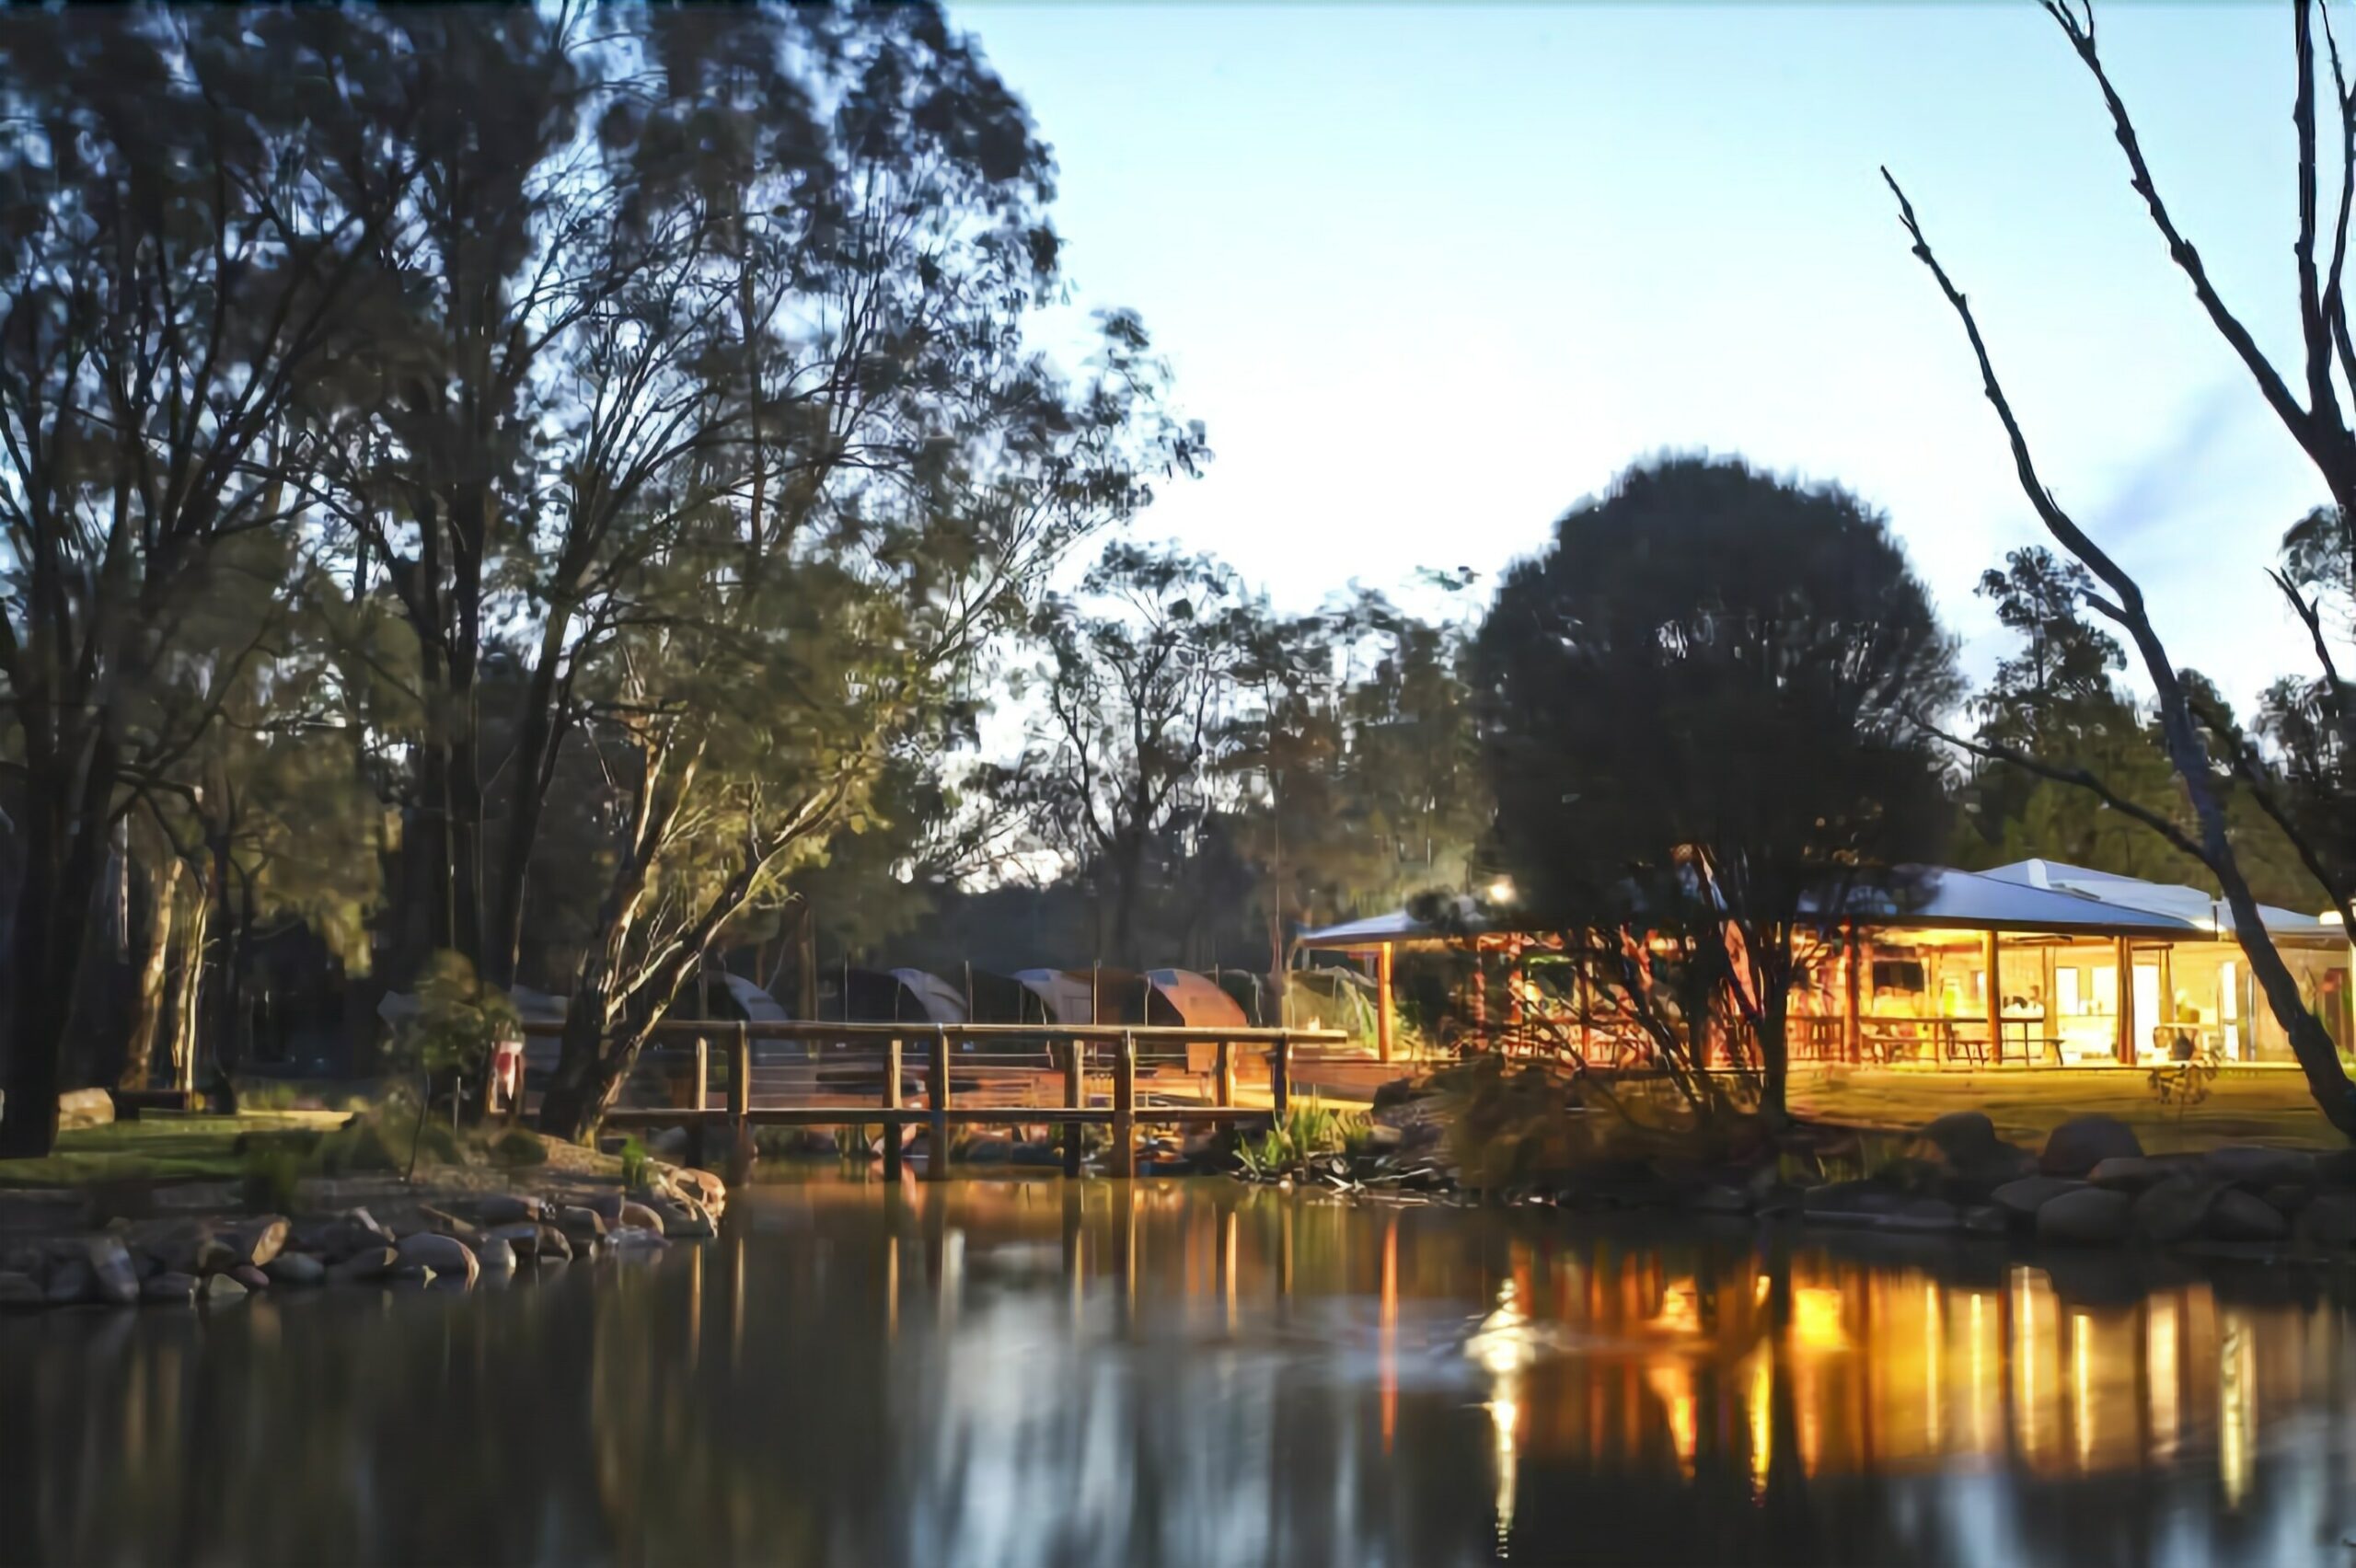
[1646,1362,1698,1478]
[1793,1286,1846,1353]
[1747,1346,1773,1499]
[2220,1311,2255,1510]
[2071,1312,2095,1472]
[2148,1296,2180,1458]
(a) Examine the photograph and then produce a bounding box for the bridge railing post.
[1061,1040,1085,1177]
[1112,1031,1138,1179]
[1215,1038,1235,1110]
[1270,1032,1292,1120]
[882,1036,904,1181]
[687,1034,711,1170]
[724,1022,751,1185]
[925,1027,951,1182]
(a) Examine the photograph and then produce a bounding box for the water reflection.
[4,1177,2355,1565]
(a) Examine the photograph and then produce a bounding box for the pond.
[4,1174,2354,1566]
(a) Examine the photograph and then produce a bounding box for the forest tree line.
[6,3,2355,1152]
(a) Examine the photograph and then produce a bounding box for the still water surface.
[5,1175,2356,1566]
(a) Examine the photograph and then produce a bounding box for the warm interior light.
[1486,876,1517,905]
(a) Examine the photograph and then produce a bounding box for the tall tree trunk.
[488,618,572,987]
[118,855,182,1091]
[0,739,115,1158]
[167,889,212,1101]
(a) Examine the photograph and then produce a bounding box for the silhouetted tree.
[1472,456,1958,1123]
[1886,0,2356,1134]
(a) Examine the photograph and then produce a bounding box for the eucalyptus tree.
[1886,0,2356,1132]
[995,542,1254,967]
[0,8,404,1153]
[520,10,1200,1136]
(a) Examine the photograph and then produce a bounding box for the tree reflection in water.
[4,1176,2354,1565]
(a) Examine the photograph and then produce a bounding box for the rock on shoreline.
[0,1160,728,1313]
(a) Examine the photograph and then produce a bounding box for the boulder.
[1992,1176,2087,1220]
[2037,1187,2134,1245]
[2203,1189,2290,1243]
[44,1258,92,1305]
[557,1206,606,1245]
[294,1209,395,1262]
[142,1271,199,1305]
[2131,1178,2220,1245]
[535,1225,574,1262]
[647,1125,693,1159]
[414,1205,481,1247]
[477,1235,516,1274]
[264,1251,325,1286]
[471,1193,544,1228]
[1920,1111,2000,1163]
[2087,1158,2173,1193]
[962,1137,1013,1166]
[230,1264,270,1292]
[220,1216,288,1271]
[648,1195,715,1239]
[193,1237,239,1275]
[1886,1197,1962,1233]
[1962,1205,2009,1236]
[327,1247,398,1284]
[2314,1147,2356,1187]
[2202,1146,2316,1190]
[1690,1185,1751,1216]
[0,1271,44,1309]
[1801,1180,1907,1216]
[485,1222,542,1258]
[87,1237,140,1306]
[669,1168,727,1215]
[56,1087,115,1132]
[606,1226,667,1251]
[0,1243,44,1278]
[2263,1183,2315,1216]
[2040,1116,2142,1179]
[2301,1188,2356,1248]
[394,1232,479,1288]
[618,1200,666,1236]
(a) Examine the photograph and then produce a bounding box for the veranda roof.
[1296,863,2261,949]
[1979,859,2339,943]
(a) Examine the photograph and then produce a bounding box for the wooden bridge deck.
[521,1020,1357,1180]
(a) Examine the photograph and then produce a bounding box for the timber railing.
[518,1020,1350,1180]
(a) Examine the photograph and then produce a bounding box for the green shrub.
[241,1145,305,1212]
[618,1134,652,1189]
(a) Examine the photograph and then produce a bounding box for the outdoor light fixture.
[1486,876,1518,906]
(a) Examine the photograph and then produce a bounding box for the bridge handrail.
[518,1019,1348,1045]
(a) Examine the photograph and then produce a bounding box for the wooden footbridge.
[520,1020,1353,1180]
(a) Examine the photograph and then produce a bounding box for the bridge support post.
[925,1027,951,1182]
[882,1037,903,1182]
[1270,1032,1292,1120]
[1061,1041,1085,1178]
[1216,1038,1235,1110]
[724,1023,750,1186]
[1112,1031,1137,1180]
[687,1034,710,1171]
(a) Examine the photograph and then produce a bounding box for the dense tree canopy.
[1473,456,1958,1121]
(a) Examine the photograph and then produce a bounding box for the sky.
[956,1,2331,710]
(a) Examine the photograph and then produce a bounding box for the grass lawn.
[1790,1066,2344,1154]
[0,1112,347,1189]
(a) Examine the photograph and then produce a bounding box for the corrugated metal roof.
[1293,861,2339,947]
[1981,858,2337,940]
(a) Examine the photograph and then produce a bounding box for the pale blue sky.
[961,2,2325,707]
